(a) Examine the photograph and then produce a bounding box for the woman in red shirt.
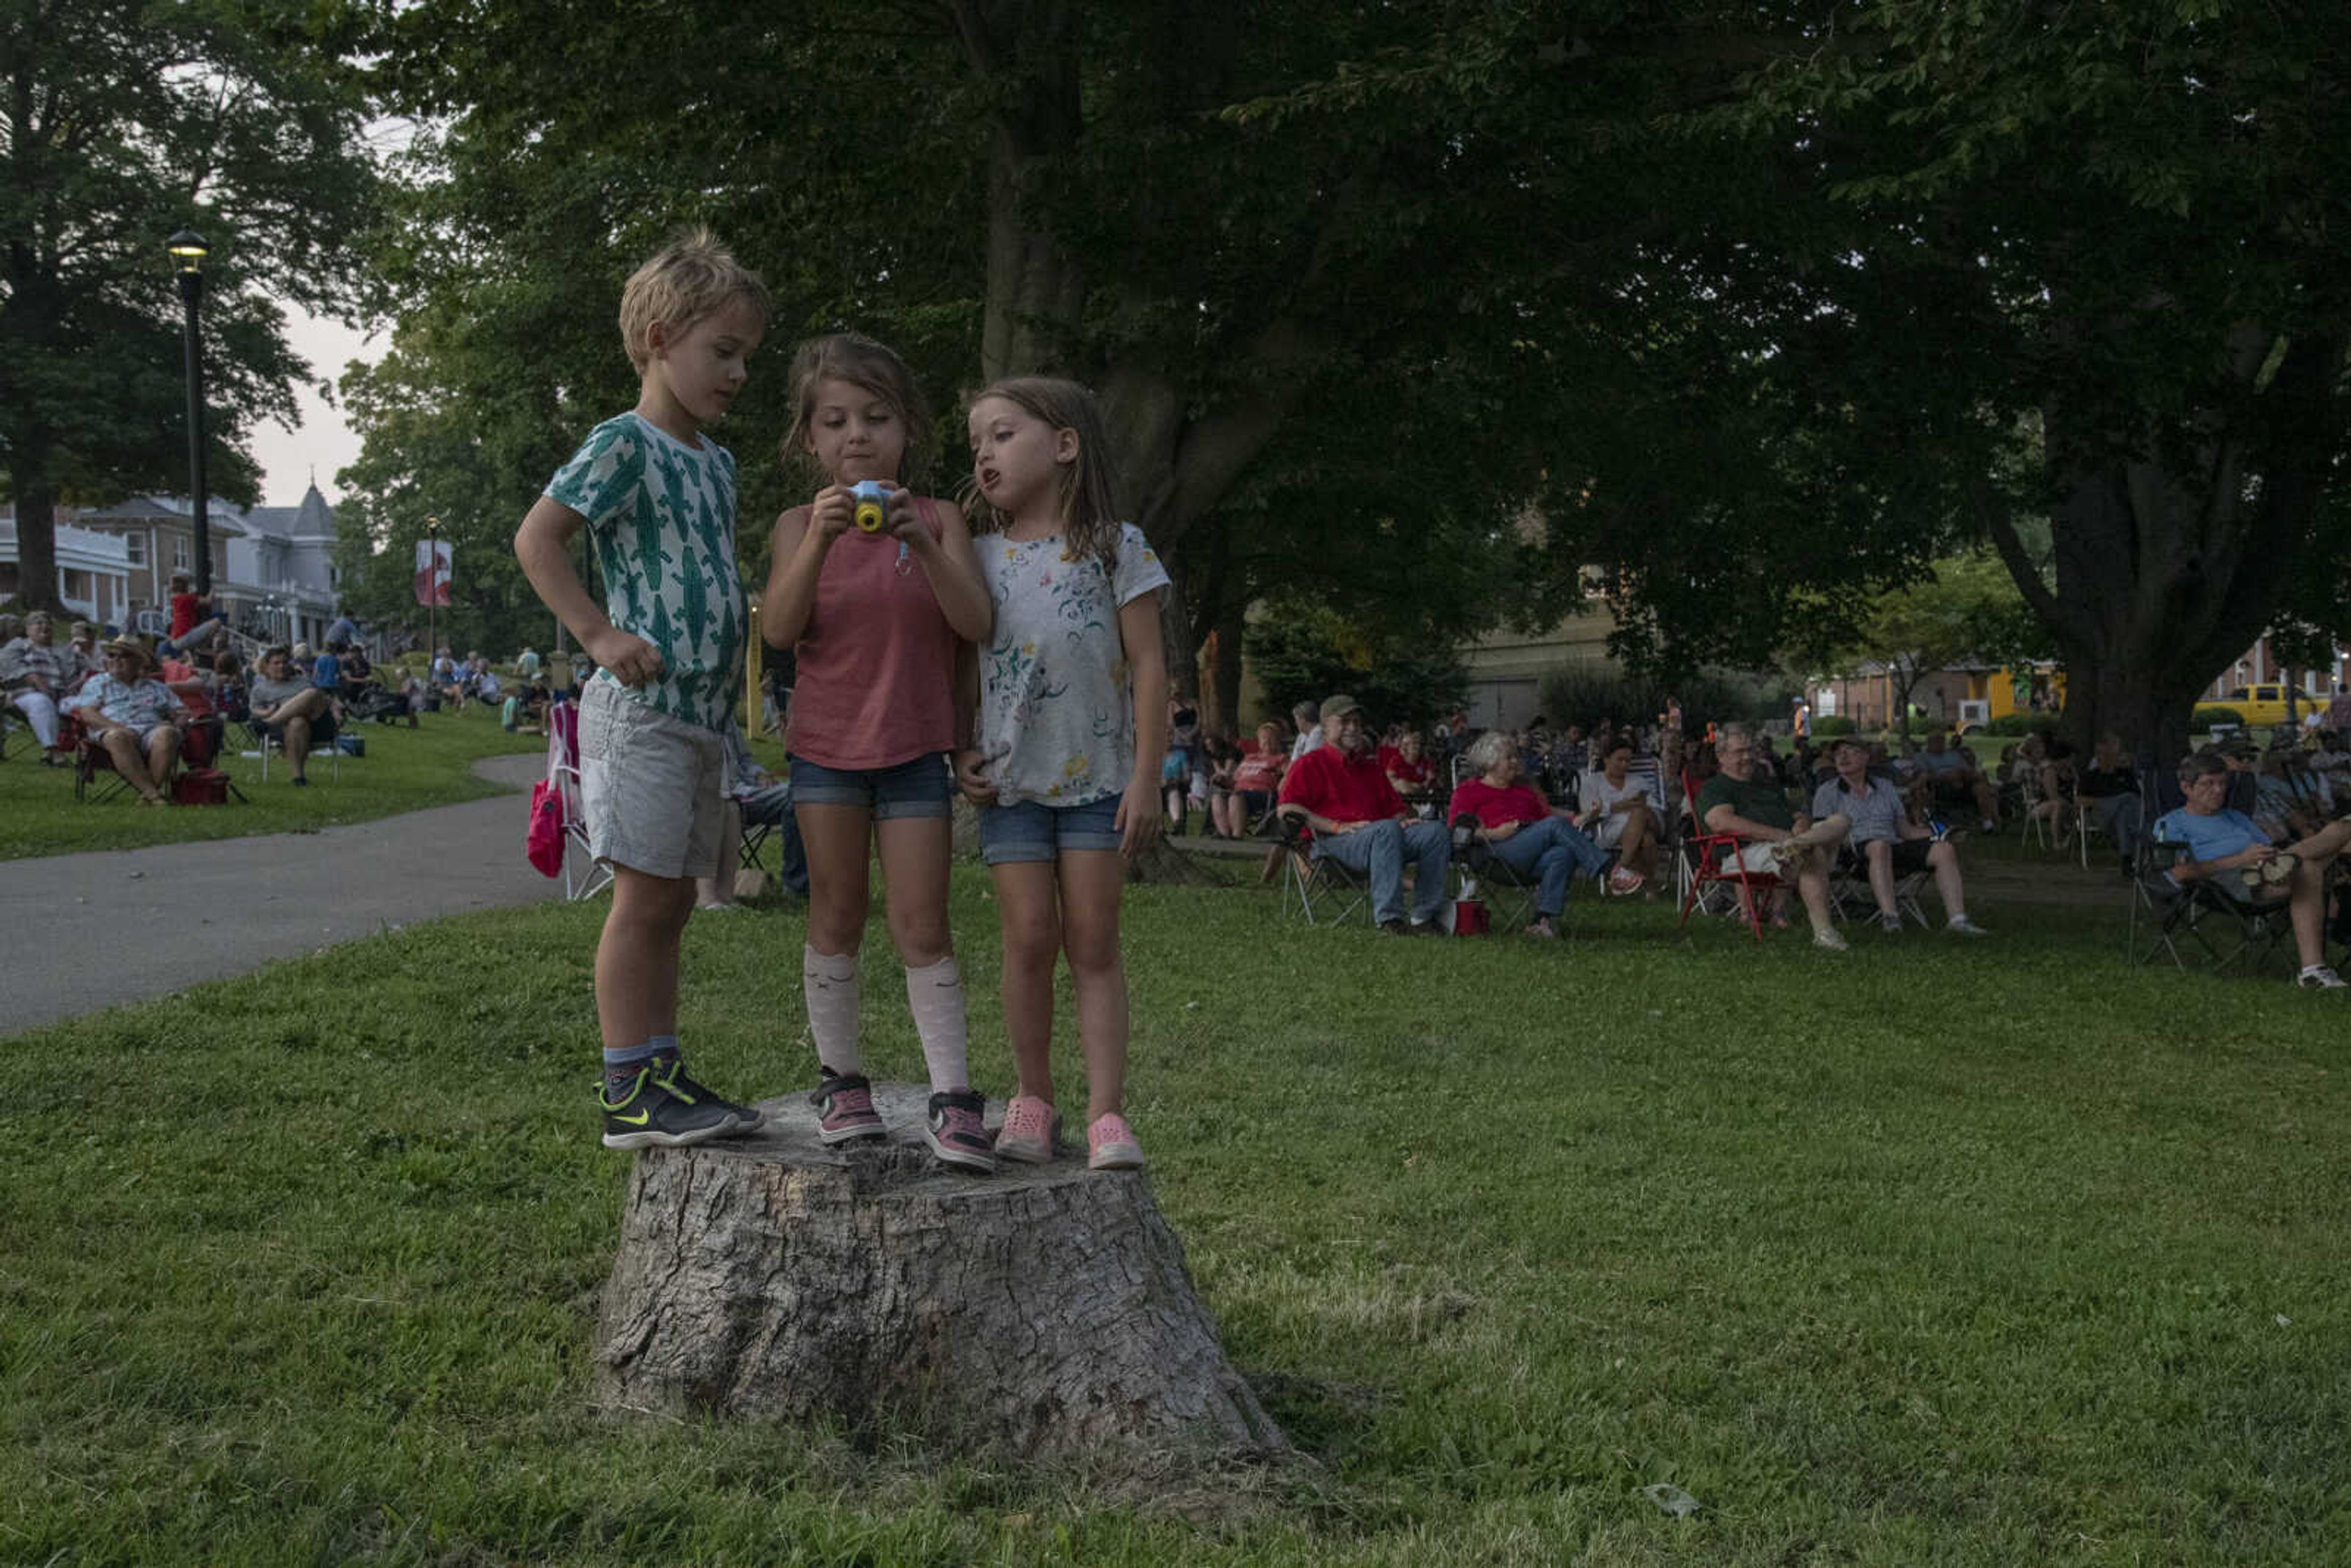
[1384,728,1436,801]
[1449,730,1643,936]
[1221,721,1288,835]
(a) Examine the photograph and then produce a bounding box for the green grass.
[0,705,545,860]
[4,877,2347,1564]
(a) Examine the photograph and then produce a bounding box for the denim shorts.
[787,751,952,819]
[980,794,1124,865]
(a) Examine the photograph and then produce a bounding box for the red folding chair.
[1676,770,1783,942]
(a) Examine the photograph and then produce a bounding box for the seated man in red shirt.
[1278,694,1451,934]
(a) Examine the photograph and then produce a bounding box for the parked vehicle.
[2193,685,2300,729]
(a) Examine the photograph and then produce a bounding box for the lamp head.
[167,230,209,272]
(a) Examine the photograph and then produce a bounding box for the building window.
[61,569,90,602]
[126,531,146,566]
[173,536,190,571]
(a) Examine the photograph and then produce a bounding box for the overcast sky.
[246,304,378,508]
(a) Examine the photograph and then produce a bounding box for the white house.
[0,513,135,623]
[2,484,345,646]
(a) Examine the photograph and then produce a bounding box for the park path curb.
[1,754,563,1037]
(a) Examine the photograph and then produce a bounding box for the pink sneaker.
[1605,865,1645,896]
[809,1071,886,1144]
[1087,1112,1146,1171]
[996,1094,1060,1164]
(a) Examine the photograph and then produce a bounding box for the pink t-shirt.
[786,498,959,770]
[1445,777,1550,829]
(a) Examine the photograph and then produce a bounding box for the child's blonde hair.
[618,228,771,372]
[782,333,934,485]
[961,377,1123,572]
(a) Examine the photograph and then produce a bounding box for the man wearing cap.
[1277,694,1452,934]
[67,639,187,805]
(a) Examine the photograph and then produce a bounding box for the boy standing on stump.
[515,230,769,1149]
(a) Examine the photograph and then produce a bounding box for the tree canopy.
[0,0,378,611]
[328,1,2351,752]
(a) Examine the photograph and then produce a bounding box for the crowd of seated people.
[1,610,94,765]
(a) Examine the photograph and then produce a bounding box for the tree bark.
[1982,332,2347,759]
[8,479,63,616]
[594,1082,1284,1463]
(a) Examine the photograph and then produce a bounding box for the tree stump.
[1127,838,1220,885]
[593,1082,1285,1463]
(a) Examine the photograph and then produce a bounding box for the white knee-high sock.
[904,955,970,1093]
[803,945,861,1076]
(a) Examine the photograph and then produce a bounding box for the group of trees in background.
[6,2,2346,756]
[0,1,377,612]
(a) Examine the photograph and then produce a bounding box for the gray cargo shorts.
[578,678,725,879]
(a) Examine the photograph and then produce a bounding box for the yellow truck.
[2192,684,2300,729]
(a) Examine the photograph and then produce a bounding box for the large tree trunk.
[1984,331,2346,760]
[953,1,1319,694]
[1208,599,1247,735]
[594,1082,1284,1464]
[9,480,63,615]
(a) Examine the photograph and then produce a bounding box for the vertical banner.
[413,539,453,606]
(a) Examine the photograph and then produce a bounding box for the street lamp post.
[424,515,441,686]
[167,230,211,599]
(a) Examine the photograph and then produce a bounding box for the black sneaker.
[654,1056,762,1131]
[599,1067,744,1150]
[1378,918,1411,936]
[925,1090,997,1173]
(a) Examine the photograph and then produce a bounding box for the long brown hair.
[781,332,933,489]
[961,377,1123,572]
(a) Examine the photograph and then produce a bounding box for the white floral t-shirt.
[975,524,1169,808]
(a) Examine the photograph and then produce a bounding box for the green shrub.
[1244,604,1468,728]
[1811,716,1858,738]
[1535,666,1791,732]
[2196,706,2245,729]
[1981,713,2061,737]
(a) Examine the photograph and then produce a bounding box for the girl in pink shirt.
[762,334,997,1171]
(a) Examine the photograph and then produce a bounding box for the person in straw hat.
[66,639,188,806]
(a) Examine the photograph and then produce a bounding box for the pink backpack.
[525,779,565,877]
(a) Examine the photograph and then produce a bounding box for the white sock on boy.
[803,944,861,1076]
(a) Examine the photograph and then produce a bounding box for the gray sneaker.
[1946,915,1990,938]
[1878,912,1903,935]
[1812,927,1850,951]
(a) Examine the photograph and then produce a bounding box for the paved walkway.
[1,755,564,1037]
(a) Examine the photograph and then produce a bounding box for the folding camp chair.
[1449,814,1541,932]
[2019,767,2057,852]
[1576,757,1669,880]
[65,713,138,805]
[0,701,31,762]
[1271,808,1372,926]
[2131,837,2296,977]
[1826,839,1933,929]
[545,699,613,902]
[256,721,340,782]
[1676,771,1785,941]
[64,711,230,804]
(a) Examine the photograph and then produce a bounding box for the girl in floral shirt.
[957,378,1169,1171]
